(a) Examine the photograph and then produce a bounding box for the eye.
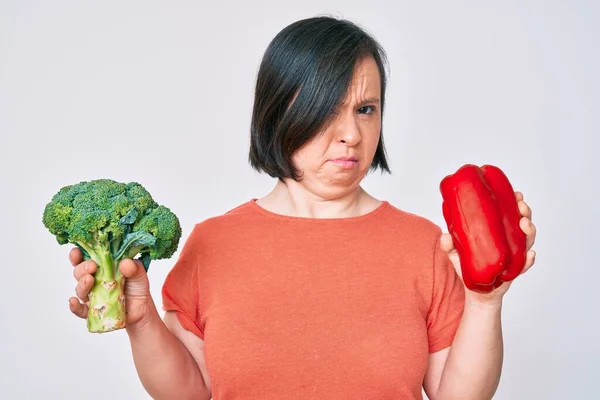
[357,105,376,114]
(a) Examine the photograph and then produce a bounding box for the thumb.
[119,258,147,281]
[119,258,150,297]
[439,232,456,254]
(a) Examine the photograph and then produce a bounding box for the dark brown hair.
[248,16,391,180]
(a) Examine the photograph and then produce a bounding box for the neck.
[256,179,381,219]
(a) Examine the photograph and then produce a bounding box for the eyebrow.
[357,97,381,107]
[338,96,381,110]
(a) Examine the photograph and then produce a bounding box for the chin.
[316,173,366,194]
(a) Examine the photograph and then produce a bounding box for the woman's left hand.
[440,191,537,304]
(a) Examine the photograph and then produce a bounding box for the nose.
[334,112,362,146]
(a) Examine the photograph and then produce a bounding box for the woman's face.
[290,56,382,200]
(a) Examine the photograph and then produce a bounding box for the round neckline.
[247,198,391,223]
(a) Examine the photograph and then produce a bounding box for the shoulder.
[381,201,443,242]
[187,200,264,239]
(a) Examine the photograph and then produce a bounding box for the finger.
[73,260,97,281]
[119,258,147,280]
[520,249,536,274]
[520,217,537,249]
[528,222,537,249]
[514,191,524,202]
[75,274,94,302]
[439,233,456,254]
[518,200,532,220]
[120,259,151,297]
[69,247,83,267]
[69,297,89,319]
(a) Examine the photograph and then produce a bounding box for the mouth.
[329,157,359,168]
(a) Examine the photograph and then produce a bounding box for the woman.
[68,16,537,400]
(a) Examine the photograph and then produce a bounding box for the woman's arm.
[126,305,212,400]
[423,294,503,400]
[425,191,536,399]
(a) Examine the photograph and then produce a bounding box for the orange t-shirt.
[162,199,465,399]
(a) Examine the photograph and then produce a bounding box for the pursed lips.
[329,156,359,168]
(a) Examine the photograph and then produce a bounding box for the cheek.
[291,149,318,174]
[365,127,381,153]
[293,142,329,171]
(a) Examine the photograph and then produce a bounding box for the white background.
[1,1,598,399]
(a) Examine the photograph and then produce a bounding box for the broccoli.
[42,179,182,333]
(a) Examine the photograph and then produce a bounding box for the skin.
[426,195,536,399]
[257,57,384,218]
[68,56,537,400]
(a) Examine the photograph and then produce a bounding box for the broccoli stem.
[79,244,127,333]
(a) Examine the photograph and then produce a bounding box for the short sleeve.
[426,232,465,353]
[161,225,204,339]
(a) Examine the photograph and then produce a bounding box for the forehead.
[353,56,380,80]
[344,57,381,101]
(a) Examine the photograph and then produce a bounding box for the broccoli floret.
[42,179,182,333]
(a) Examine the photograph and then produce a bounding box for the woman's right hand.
[68,247,154,329]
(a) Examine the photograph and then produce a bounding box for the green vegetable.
[42,179,182,333]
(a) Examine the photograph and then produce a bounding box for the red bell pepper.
[439,164,527,293]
